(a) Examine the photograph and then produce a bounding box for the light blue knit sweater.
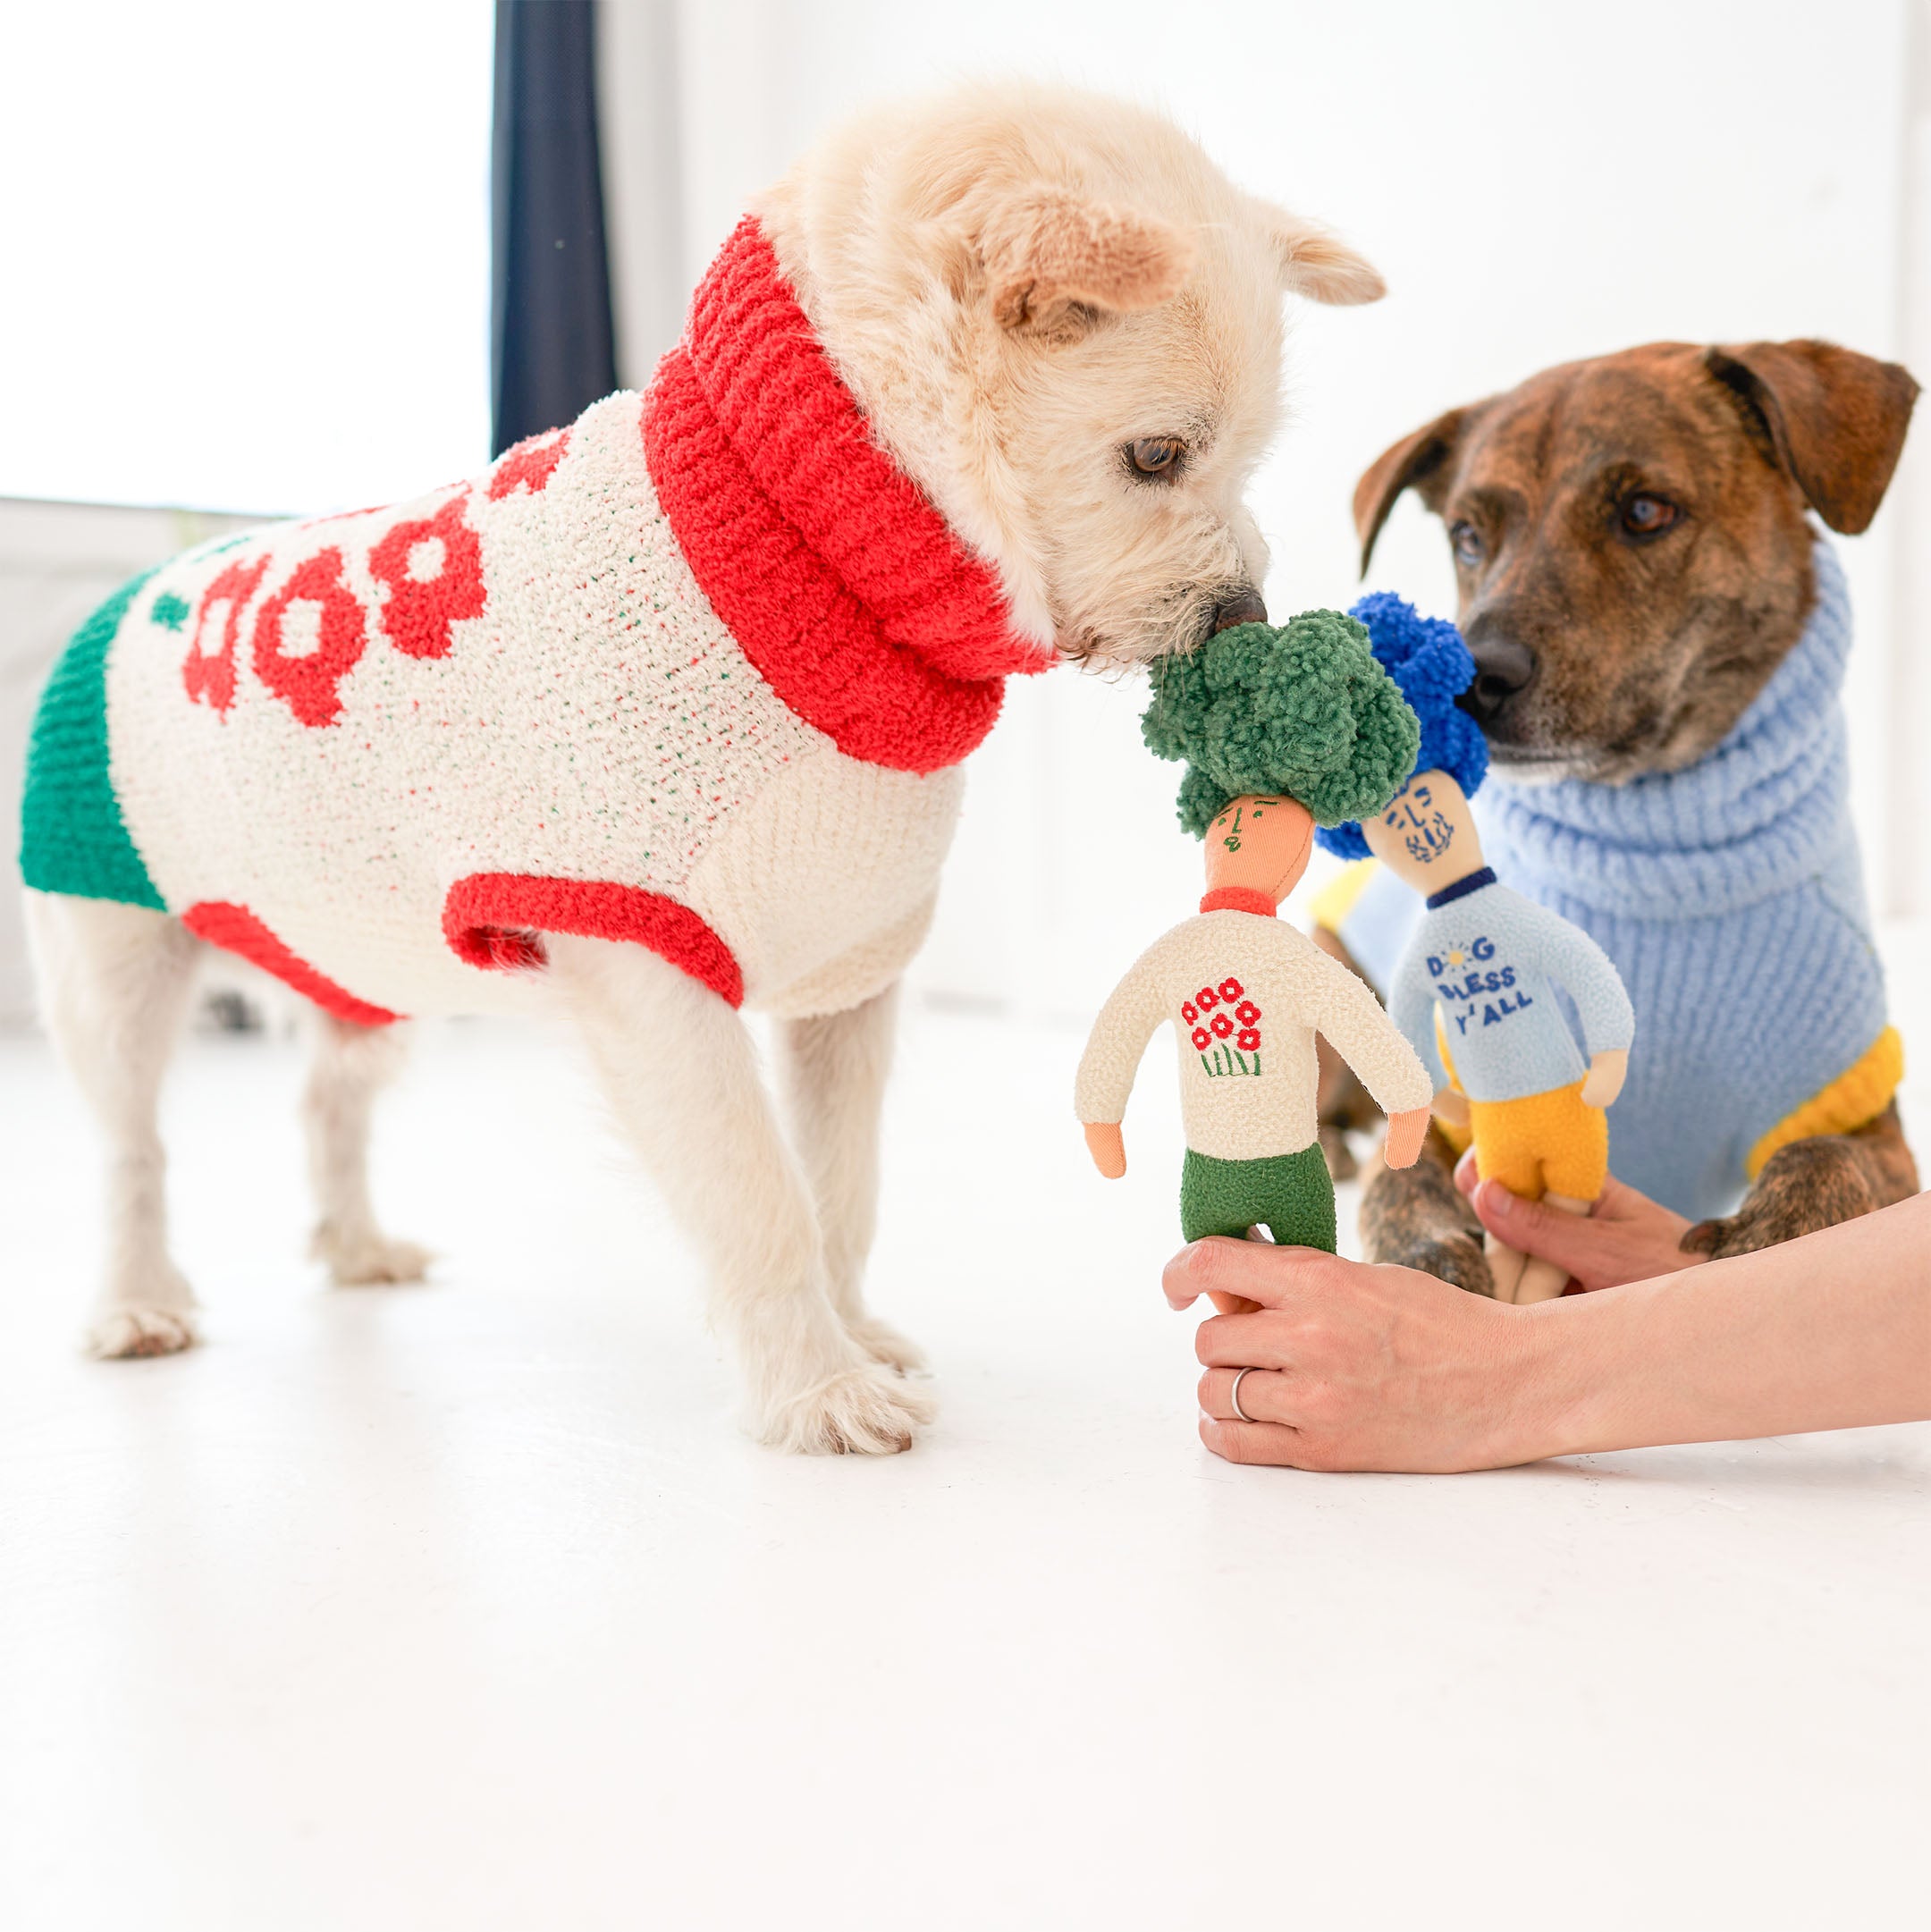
[1334,536,1891,1221]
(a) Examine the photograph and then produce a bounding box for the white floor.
[3,983,1929,1931]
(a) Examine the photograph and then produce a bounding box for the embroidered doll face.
[1202,794,1313,904]
[1361,768,1485,892]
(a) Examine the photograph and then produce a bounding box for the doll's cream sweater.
[1076,900,1433,1160]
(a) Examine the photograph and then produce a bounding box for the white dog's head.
[760,80,1382,667]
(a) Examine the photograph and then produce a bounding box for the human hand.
[1383,1105,1430,1169]
[1084,1121,1126,1178]
[1431,1085,1471,1128]
[1164,1238,1544,1471]
[1455,1152,1699,1293]
[1580,1048,1628,1109]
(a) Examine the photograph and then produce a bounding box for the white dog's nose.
[1211,588,1268,633]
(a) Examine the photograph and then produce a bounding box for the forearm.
[1514,1192,1931,1456]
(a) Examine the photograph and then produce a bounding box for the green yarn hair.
[1143,610,1421,836]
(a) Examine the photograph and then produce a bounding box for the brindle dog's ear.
[1352,407,1480,575]
[1705,340,1919,535]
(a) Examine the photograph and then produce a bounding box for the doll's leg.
[1484,1232,1530,1304]
[1256,1143,1338,1254]
[1513,1194,1591,1303]
[775,984,923,1372]
[304,1010,429,1286]
[548,932,932,1454]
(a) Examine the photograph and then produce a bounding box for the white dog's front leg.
[547,936,933,1454]
[777,985,923,1372]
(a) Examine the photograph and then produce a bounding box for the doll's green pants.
[1179,1144,1337,1253]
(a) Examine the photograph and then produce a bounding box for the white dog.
[21,82,1381,1452]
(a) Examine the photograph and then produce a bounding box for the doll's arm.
[1307,953,1435,1165]
[1387,944,1452,1099]
[1533,911,1634,1105]
[1075,947,1170,1177]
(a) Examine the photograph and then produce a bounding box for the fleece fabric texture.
[1389,876,1634,1101]
[20,218,1049,1026]
[1330,535,1894,1220]
[1180,1143,1337,1251]
[1462,1078,1609,1203]
[1075,907,1433,1162]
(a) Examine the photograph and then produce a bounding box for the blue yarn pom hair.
[1316,592,1490,860]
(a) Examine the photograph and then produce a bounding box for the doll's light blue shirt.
[1389,876,1633,1101]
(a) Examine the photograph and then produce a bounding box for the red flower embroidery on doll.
[1236,1028,1261,1051]
[1191,1026,1211,1050]
[368,491,486,660]
[1210,1012,1234,1039]
[486,426,570,501]
[1218,977,1244,1002]
[1195,985,1219,1010]
[1235,1000,1261,1027]
[252,548,368,728]
[182,553,272,713]
[1181,1001,1199,1025]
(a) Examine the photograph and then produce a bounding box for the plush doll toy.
[1075,612,1437,1311]
[1320,596,1637,1303]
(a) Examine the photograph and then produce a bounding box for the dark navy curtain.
[491,0,619,457]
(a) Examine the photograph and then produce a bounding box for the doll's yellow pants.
[1466,1080,1607,1202]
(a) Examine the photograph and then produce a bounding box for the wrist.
[1485,1289,1633,1463]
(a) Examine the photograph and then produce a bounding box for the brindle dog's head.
[1354,341,1918,782]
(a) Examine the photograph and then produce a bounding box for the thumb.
[1470,1178,1597,1270]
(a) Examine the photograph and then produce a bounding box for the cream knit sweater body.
[1076,910,1433,1160]
[92,393,962,1022]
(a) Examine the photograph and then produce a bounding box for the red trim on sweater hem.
[443,874,744,1008]
[643,217,1050,775]
[1199,888,1279,917]
[181,902,401,1026]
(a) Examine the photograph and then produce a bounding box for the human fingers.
[1198,1363,1303,1423]
[1468,1176,1695,1292]
[1161,1237,1337,1312]
[1193,1310,1306,1371]
[1198,1413,1310,1467]
[1454,1144,1481,1198]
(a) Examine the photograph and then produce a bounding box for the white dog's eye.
[1126,436,1185,479]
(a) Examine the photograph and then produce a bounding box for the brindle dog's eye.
[1126,436,1185,478]
[1621,493,1682,538]
[1449,520,1484,567]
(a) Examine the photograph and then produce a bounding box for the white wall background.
[603,0,1931,1018]
[2,1,1927,1023]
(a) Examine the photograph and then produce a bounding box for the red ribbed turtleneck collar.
[642,216,1051,774]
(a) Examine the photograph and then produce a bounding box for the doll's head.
[1360,766,1485,891]
[1142,609,1419,838]
[1202,793,1315,905]
[1319,594,1488,860]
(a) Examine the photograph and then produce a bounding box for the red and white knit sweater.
[66,219,1050,1024]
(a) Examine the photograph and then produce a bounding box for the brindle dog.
[1320,339,1920,1291]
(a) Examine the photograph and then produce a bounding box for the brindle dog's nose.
[1211,588,1268,633]
[1459,631,1537,723]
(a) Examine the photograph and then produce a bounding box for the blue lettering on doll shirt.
[1391,882,1633,1102]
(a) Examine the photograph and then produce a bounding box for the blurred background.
[3,0,1928,1023]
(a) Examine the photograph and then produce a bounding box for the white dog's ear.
[1257,203,1386,307]
[974,184,1195,338]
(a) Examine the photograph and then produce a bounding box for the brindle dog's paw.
[1398,1235,1497,1298]
[1682,1135,1885,1260]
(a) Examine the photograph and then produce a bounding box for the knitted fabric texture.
[1319,592,1489,860]
[1143,611,1421,834]
[1179,1144,1337,1250]
[1075,909,1432,1161]
[1389,877,1633,1101]
[18,219,1044,1028]
[1332,536,1893,1219]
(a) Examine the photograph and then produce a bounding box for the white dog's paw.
[86,1303,199,1360]
[844,1313,928,1375]
[313,1221,433,1287]
[761,1362,937,1455]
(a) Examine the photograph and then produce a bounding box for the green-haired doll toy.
[1075,612,1435,1306]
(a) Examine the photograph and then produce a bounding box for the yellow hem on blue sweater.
[1747,1025,1904,1179]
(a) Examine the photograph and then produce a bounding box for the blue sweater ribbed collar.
[1475,535,1851,922]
